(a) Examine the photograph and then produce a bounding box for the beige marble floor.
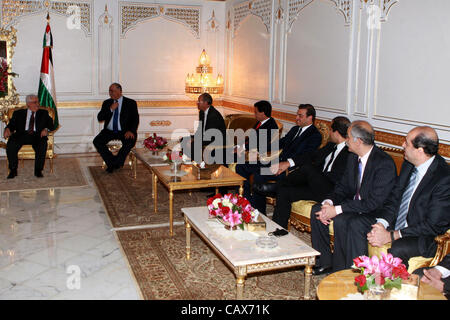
[0,154,142,300]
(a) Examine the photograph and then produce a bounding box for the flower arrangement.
[352,253,410,293]
[162,150,189,163]
[0,58,9,95]
[207,193,260,230]
[143,133,167,152]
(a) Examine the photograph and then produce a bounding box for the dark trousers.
[93,129,136,168]
[347,214,377,265]
[6,132,48,173]
[272,163,335,229]
[311,205,373,272]
[388,237,423,269]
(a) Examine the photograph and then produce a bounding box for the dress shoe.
[106,166,115,173]
[35,171,44,178]
[253,182,277,197]
[312,266,332,276]
[7,169,17,179]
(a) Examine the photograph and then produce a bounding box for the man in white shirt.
[310,120,397,275]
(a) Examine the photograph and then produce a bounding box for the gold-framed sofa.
[2,106,55,173]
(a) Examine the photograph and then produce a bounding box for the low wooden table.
[182,206,320,300]
[317,269,446,300]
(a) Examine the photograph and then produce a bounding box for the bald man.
[364,126,450,269]
[310,121,397,274]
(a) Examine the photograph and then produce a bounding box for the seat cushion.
[368,243,432,274]
[291,200,334,235]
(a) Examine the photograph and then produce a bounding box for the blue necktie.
[113,100,119,133]
[395,168,418,230]
[354,159,363,200]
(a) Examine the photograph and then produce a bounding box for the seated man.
[236,103,322,214]
[414,254,450,299]
[180,93,226,164]
[270,116,351,229]
[93,83,139,173]
[310,120,397,274]
[4,94,54,178]
[364,126,450,269]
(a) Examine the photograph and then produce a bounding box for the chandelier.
[185,49,224,95]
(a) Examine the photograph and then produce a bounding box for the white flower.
[163,155,168,161]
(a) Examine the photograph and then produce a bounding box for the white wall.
[223,0,450,146]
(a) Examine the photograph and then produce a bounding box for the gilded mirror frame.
[0,27,19,122]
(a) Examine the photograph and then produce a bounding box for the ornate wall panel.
[233,0,272,36]
[98,4,113,94]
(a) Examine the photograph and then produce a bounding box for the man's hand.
[270,161,290,175]
[124,131,135,139]
[40,128,48,138]
[110,100,119,111]
[3,127,11,139]
[315,204,336,225]
[421,268,444,293]
[367,223,390,247]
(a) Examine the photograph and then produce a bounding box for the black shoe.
[35,171,44,178]
[312,266,332,276]
[253,182,277,197]
[106,166,115,173]
[7,169,17,179]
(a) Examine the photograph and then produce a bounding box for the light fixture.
[185,49,224,95]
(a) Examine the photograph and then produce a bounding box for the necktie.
[395,168,418,230]
[323,145,337,173]
[28,112,35,134]
[354,158,363,200]
[113,100,119,133]
[292,127,302,140]
[255,122,261,129]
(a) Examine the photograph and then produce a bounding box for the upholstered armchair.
[2,106,55,173]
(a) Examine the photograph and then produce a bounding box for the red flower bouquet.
[143,133,167,151]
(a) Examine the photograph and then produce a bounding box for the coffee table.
[182,206,320,300]
[317,269,446,300]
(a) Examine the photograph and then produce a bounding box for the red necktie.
[28,112,35,134]
[255,122,261,129]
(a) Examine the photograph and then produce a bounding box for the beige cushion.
[291,200,334,236]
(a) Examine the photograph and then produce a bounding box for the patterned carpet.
[89,165,215,228]
[116,225,326,300]
[0,158,87,192]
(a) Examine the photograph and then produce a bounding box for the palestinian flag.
[38,21,59,129]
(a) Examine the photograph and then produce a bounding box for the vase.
[151,150,159,156]
[171,161,182,173]
[364,286,391,300]
[216,216,237,230]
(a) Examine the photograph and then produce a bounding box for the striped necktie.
[395,168,418,230]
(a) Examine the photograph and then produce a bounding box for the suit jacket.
[97,96,139,135]
[278,125,322,162]
[6,108,54,136]
[377,155,450,257]
[196,106,226,148]
[329,145,397,215]
[245,117,278,154]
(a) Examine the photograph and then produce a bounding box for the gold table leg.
[169,190,174,236]
[131,153,137,179]
[185,217,191,260]
[238,183,244,196]
[153,173,158,213]
[304,264,313,300]
[236,266,247,300]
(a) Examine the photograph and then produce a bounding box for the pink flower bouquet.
[352,253,410,293]
[207,193,259,230]
[143,133,167,151]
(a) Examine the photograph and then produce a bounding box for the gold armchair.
[3,106,55,173]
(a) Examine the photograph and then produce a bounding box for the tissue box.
[192,163,220,179]
[245,215,266,231]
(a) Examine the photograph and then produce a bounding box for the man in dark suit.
[181,93,226,164]
[414,254,450,299]
[269,116,351,229]
[310,120,397,274]
[235,100,280,213]
[248,104,323,214]
[4,94,54,178]
[93,83,139,173]
[365,126,450,269]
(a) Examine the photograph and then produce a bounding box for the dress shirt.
[376,156,436,236]
[323,146,374,215]
[202,106,210,133]
[286,124,312,167]
[107,96,123,132]
[25,109,36,132]
[322,141,347,172]
[435,266,450,279]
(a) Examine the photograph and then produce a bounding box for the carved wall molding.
[150,120,172,127]
[119,2,201,39]
[361,0,399,21]
[233,0,272,37]
[1,0,93,36]
[98,4,113,94]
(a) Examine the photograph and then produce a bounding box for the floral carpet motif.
[0,158,87,192]
[89,165,213,228]
[116,225,326,300]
